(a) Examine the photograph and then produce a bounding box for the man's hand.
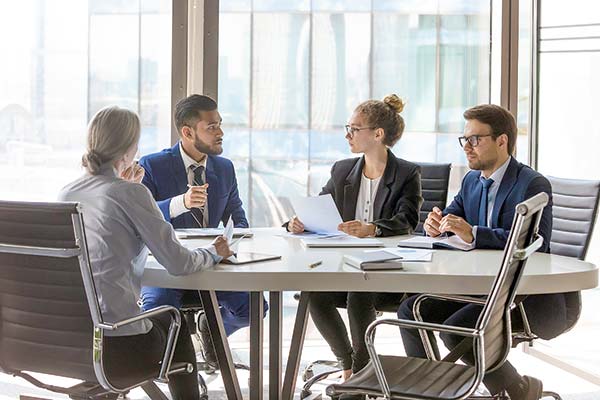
[120,162,145,184]
[338,220,376,238]
[212,236,233,259]
[184,184,209,209]
[439,214,474,243]
[287,216,305,234]
[424,206,443,237]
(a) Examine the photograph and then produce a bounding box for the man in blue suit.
[139,94,266,372]
[398,105,567,400]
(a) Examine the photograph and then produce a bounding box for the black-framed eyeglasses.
[458,134,493,148]
[344,125,376,138]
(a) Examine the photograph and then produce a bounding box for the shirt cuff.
[205,243,223,264]
[169,194,188,219]
[469,226,479,249]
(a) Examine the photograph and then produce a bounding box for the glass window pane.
[373,14,437,132]
[252,13,309,129]
[219,12,251,126]
[312,13,370,129]
[253,0,309,12]
[540,0,600,26]
[0,0,172,202]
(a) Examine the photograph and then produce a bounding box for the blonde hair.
[355,94,406,146]
[82,106,141,174]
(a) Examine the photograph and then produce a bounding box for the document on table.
[344,248,433,270]
[289,194,343,235]
[175,228,253,239]
[397,235,474,251]
[301,236,383,248]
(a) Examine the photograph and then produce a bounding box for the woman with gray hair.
[59,106,232,399]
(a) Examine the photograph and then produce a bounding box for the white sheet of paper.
[224,217,237,263]
[290,194,343,234]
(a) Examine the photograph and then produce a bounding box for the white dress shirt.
[169,143,209,226]
[58,165,220,336]
[355,173,382,223]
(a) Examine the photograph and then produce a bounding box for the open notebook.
[397,235,474,251]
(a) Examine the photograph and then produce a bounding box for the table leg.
[269,292,282,400]
[281,292,311,400]
[250,291,264,400]
[199,290,242,400]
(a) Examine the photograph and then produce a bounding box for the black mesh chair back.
[415,162,451,233]
[476,192,548,371]
[548,176,600,260]
[326,192,549,400]
[0,200,187,399]
[0,201,97,382]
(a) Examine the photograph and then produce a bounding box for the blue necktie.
[191,165,205,227]
[478,177,494,227]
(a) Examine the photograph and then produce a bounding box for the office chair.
[326,192,549,400]
[0,200,192,400]
[414,162,452,234]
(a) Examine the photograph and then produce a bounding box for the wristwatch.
[374,226,382,237]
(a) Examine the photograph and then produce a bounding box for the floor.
[2,290,599,399]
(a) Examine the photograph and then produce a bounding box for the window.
[0,0,172,201]
[219,0,492,227]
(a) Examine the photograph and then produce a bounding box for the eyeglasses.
[458,134,493,148]
[344,125,375,138]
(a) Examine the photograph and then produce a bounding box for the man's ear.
[498,133,509,149]
[181,125,193,140]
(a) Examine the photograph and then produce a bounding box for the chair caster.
[303,366,314,382]
[300,388,312,399]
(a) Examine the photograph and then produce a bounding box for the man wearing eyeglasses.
[398,104,571,400]
[138,94,266,373]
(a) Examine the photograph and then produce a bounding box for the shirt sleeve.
[117,182,219,276]
[169,193,188,219]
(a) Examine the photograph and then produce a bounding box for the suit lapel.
[491,157,518,227]
[206,156,219,227]
[342,157,364,221]
[372,150,396,220]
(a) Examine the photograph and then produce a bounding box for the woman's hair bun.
[383,94,405,113]
[82,150,104,174]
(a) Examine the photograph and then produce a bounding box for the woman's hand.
[120,162,145,184]
[212,236,234,259]
[287,216,305,234]
[338,220,377,238]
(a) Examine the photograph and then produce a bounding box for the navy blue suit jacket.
[139,143,248,229]
[445,157,575,340]
[444,157,552,251]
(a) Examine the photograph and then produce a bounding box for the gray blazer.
[320,150,423,237]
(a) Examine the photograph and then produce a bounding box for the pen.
[308,260,323,269]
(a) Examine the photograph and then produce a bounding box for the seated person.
[59,106,233,400]
[139,94,267,371]
[398,104,569,400]
[287,95,422,384]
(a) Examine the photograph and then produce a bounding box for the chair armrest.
[96,305,183,386]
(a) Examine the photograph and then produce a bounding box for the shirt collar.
[179,142,208,171]
[482,156,512,185]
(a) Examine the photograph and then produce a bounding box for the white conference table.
[143,228,598,400]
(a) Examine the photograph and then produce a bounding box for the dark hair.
[463,104,517,155]
[174,94,218,133]
[355,94,406,147]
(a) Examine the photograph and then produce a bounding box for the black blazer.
[319,150,423,237]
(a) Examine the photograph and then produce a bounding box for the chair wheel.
[200,395,209,400]
[303,368,314,381]
[300,389,312,399]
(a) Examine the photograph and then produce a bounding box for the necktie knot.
[480,177,494,189]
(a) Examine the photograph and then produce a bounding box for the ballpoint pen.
[308,260,322,269]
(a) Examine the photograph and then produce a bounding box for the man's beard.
[193,135,222,155]
[468,157,494,171]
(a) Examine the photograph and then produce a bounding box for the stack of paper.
[344,248,433,270]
